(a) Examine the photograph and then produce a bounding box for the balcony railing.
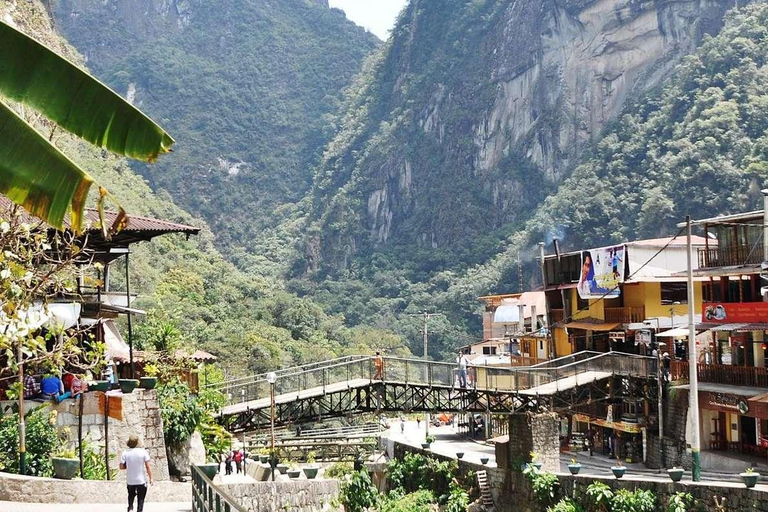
[604,307,645,324]
[698,244,764,269]
[670,361,768,388]
[509,356,548,367]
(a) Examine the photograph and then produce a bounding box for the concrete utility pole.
[762,189,768,301]
[539,242,555,359]
[686,215,702,481]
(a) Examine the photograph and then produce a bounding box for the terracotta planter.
[667,468,684,482]
[611,466,626,479]
[741,472,760,488]
[197,463,219,480]
[568,464,582,475]
[119,379,139,394]
[52,457,79,480]
[303,467,319,479]
[139,377,158,390]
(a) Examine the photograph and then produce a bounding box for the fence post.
[405,360,409,384]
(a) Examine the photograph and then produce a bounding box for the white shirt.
[121,448,151,485]
[458,356,467,371]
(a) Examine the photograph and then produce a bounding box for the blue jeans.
[459,370,467,388]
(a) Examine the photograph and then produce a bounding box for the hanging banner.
[703,302,768,323]
[577,245,626,300]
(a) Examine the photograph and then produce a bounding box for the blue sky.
[328,0,408,40]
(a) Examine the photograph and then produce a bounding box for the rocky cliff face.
[307,0,739,273]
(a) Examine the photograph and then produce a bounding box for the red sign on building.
[702,302,768,323]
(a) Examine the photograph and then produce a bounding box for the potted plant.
[422,434,436,449]
[51,446,79,480]
[89,380,109,392]
[286,461,301,479]
[276,459,289,475]
[530,451,542,471]
[611,458,626,479]
[667,466,684,482]
[139,364,159,390]
[119,379,140,394]
[303,451,319,479]
[568,458,583,475]
[197,461,220,480]
[480,457,490,465]
[456,452,464,459]
[741,467,760,488]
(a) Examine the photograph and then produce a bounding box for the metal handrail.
[191,464,247,512]
[217,351,656,407]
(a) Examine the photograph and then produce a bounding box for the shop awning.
[564,322,621,331]
[656,327,691,338]
[748,392,768,404]
[708,323,751,332]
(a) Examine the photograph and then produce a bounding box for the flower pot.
[611,466,626,479]
[52,457,79,480]
[532,462,543,470]
[259,455,269,464]
[197,463,219,480]
[276,464,289,474]
[741,472,760,488]
[568,464,582,475]
[667,468,684,482]
[119,379,140,394]
[90,380,109,392]
[421,443,431,449]
[303,467,319,479]
[139,376,158,390]
[480,457,489,465]
[456,452,464,459]
[287,469,301,479]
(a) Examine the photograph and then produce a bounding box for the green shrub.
[548,498,584,512]
[379,489,435,512]
[445,482,469,512]
[611,489,656,512]
[325,461,354,479]
[585,482,614,512]
[0,407,60,477]
[157,380,204,445]
[668,492,695,512]
[338,470,379,512]
[81,436,116,480]
[387,452,457,503]
[526,469,559,505]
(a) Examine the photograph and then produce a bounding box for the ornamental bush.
[0,407,59,477]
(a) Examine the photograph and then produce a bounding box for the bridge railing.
[191,464,246,512]
[217,351,657,406]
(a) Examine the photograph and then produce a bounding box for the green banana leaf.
[0,20,174,163]
[0,100,93,230]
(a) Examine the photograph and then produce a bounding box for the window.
[660,282,688,305]
[482,346,497,355]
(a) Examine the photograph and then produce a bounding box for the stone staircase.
[476,470,495,511]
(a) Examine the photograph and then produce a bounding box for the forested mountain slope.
[50,0,379,272]
[293,2,768,358]
[1,0,406,375]
[304,0,739,277]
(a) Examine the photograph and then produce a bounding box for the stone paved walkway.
[0,502,191,512]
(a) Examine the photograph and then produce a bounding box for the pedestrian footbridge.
[211,351,656,433]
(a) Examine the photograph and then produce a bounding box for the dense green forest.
[51,0,379,275]
[3,0,410,376]
[293,2,768,356]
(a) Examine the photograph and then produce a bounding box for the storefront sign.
[703,302,768,323]
[573,414,643,433]
[703,391,749,414]
[578,245,626,300]
[635,330,652,345]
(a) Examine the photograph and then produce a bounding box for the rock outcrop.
[307,0,741,272]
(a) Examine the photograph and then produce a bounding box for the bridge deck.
[221,370,615,417]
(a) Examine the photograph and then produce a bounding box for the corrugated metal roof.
[0,195,199,235]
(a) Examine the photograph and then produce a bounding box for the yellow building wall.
[621,282,703,319]
[555,327,571,357]
[570,289,604,320]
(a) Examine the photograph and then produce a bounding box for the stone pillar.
[506,412,559,471]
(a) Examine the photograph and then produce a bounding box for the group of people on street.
[223,448,247,475]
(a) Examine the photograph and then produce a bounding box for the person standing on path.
[120,435,153,512]
[457,352,468,388]
[373,351,384,380]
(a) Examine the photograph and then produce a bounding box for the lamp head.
[266,372,277,384]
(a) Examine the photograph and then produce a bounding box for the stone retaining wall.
[220,480,341,512]
[0,470,189,503]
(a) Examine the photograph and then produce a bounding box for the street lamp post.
[267,371,277,481]
[686,216,702,481]
[656,341,666,469]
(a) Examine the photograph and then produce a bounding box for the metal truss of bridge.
[211,351,658,433]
